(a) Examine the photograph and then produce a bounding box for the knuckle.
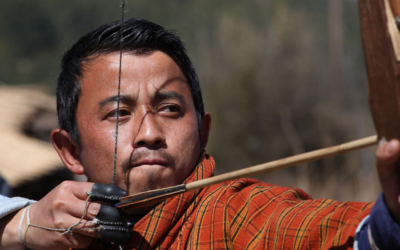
[53,217,65,228]
[52,198,67,211]
[59,180,74,191]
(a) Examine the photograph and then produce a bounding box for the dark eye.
[107,109,131,119]
[158,105,181,117]
[162,106,180,112]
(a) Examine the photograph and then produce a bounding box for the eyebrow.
[98,95,135,109]
[98,91,185,109]
[154,91,185,103]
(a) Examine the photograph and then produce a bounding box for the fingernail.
[379,137,388,146]
[385,140,397,156]
[88,203,101,217]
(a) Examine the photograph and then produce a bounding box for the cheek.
[169,119,201,161]
[78,120,117,175]
[81,126,115,151]
[78,115,115,148]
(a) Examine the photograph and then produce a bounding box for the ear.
[199,112,211,150]
[51,129,85,175]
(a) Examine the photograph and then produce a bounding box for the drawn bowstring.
[17,2,127,249]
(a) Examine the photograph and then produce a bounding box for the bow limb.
[358,0,400,140]
[389,0,400,18]
[359,0,400,224]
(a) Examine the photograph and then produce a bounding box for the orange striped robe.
[88,154,373,250]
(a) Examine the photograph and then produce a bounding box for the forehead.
[78,51,190,103]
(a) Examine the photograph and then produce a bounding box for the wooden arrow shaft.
[118,135,378,210]
[186,135,377,191]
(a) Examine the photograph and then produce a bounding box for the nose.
[133,112,166,148]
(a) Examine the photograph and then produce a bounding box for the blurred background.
[0,0,378,202]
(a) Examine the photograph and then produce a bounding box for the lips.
[131,158,169,168]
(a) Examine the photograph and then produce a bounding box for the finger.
[29,201,99,234]
[85,202,101,220]
[376,139,400,180]
[73,225,102,238]
[66,201,101,220]
[75,224,132,242]
[52,181,100,219]
[68,181,95,200]
[74,205,132,241]
[51,194,101,220]
[375,139,400,223]
[64,233,94,249]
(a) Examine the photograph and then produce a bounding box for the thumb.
[376,139,400,181]
[376,139,400,222]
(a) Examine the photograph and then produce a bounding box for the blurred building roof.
[0,84,63,187]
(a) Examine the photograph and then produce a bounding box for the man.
[1,18,400,249]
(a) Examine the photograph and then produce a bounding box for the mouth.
[131,158,169,168]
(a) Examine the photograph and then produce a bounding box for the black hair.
[57,18,204,145]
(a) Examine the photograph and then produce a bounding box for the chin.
[125,168,175,195]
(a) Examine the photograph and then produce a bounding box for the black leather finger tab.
[96,205,132,242]
[100,225,132,242]
[96,204,127,222]
[91,183,126,203]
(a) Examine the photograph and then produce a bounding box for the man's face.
[74,51,206,195]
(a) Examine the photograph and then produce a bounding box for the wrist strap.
[17,206,29,248]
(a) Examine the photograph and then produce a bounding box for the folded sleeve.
[354,194,400,249]
[0,195,35,219]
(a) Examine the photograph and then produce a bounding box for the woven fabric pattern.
[87,154,373,250]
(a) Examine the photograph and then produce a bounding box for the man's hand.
[376,139,400,223]
[0,181,101,250]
